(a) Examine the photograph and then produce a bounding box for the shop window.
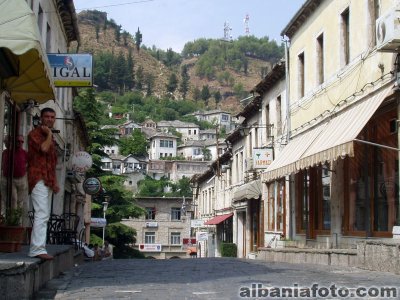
[345,109,399,236]
[267,180,285,232]
[296,163,331,237]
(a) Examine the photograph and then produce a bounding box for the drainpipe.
[283,36,291,143]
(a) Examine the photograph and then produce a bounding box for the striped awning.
[262,84,394,182]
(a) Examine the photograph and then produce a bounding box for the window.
[189,130,191,135]
[341,8,350,66]
[129,181,132,185]
[171,207,181,220]
[296,163,331,237]
[276,96,282,136]
[344,109,398,235]
[316,33,324,85]
[160,140,165,147]
[170,232,181,245]
[369,0,380,46]
[267,180,285,232]
[103,162,111,169]
[298,52,305,99]
[222,114,229,121]
[169,140,173,148]
[145,232,155,244]
[145,207,156,220]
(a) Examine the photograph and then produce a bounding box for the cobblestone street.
[36,258,400,299]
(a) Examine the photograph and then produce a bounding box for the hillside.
[77,10,278,114]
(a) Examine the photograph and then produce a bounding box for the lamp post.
[102,195,110,245]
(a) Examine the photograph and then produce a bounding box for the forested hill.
[77,10,284,113]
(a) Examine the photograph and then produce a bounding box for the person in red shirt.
[1,135,29,226]
[27,108,60,260]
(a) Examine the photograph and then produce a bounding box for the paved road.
[36,258,400,299]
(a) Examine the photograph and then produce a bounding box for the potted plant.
[0,207,25,252]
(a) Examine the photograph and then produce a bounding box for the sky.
[73,0,305,52]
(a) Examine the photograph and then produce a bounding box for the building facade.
[122,196,193,259]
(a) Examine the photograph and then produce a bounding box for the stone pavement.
[38,258,400,299]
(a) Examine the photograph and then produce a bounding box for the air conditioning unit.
[376,10,400,52]
[245,157,253,172]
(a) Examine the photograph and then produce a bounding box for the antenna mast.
[223,21,232,42]
[244,14,250,36]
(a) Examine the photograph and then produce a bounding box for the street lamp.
[102,195,110,245]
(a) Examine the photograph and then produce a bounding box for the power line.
[76,0,155,11]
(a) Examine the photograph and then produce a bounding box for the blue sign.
[47,53,93,87]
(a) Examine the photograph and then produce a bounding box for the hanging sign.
[253,148,274,169]
[72,151,93,172]
[47,53,93,87]
[90,218,107,228]
[83,177,102,195]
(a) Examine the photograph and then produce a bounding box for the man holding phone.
[27,107,60,260]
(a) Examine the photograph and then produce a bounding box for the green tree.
[125,48,135,90]
[166,73,178,95]
[135,27,142,51]
[119,129,148,156]
[73,88,118,175]
[136,66,144,90]
[214,90,222,108]
[201,85,211,106]
[145,73,155,96]
[122,30,129,46]
[202,147,211,161]
[95,24,100,41]
[193,87,201,102]
[179,65,190,99]
[115,24,122,43]
[111,51,126,93]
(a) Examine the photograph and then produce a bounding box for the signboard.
[196,231,208,242]
[253,148,274,169]
[182,238,196,245]
[47,53,93,87]
[90,218,106,228]
[72,151,93,172]
[145,221,158,228]
[191,219,204,228]
[83,177,102,195]
[138,244,162,252]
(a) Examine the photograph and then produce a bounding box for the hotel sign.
[253,148,273,169]
[145,221,158,228]
[48,53,93,87]
[139,244,162,252]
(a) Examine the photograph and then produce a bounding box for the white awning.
[0,0,55,103]
[232,179,262,201]
[262,84,394,182]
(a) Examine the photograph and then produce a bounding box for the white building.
[122,196,193,259]
[148,132,178,160]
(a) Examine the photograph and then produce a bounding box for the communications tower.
[244,14,250,36]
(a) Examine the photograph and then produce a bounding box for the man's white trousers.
[29,180,52,257]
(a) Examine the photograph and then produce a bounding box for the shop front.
[0,0,55,216]
[263,84,399,247]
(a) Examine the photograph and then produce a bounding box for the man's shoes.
[35,253,54,260]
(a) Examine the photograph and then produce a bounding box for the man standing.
[28,108,60,260]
